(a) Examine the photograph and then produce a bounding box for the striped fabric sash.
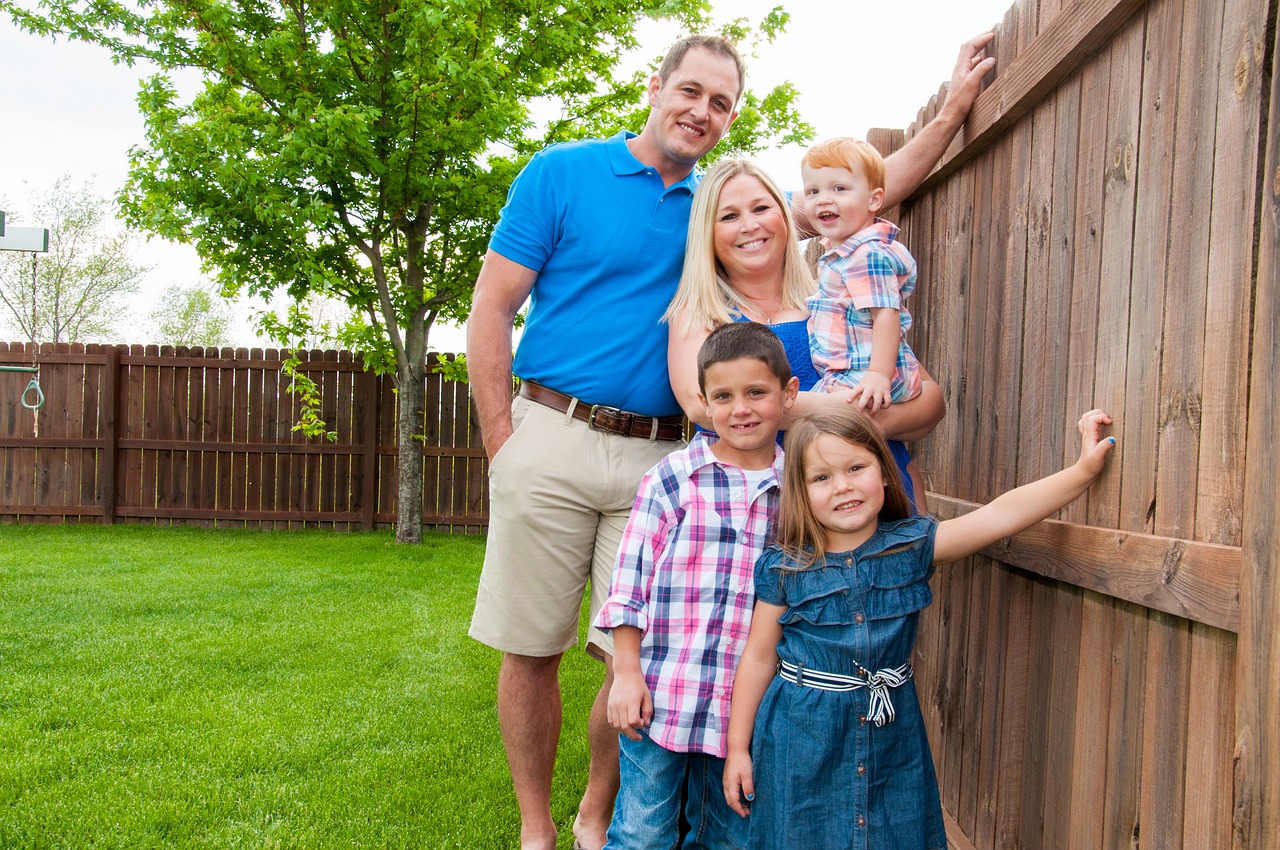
[778,658,913,727]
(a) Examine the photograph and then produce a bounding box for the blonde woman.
[665,159,943,509]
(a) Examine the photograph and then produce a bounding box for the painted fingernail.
[1108,437,1115,444]
[746,793,755,801]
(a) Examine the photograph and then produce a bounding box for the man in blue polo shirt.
[467,33,996,850]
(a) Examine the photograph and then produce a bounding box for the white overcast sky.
[1,0,1014,349]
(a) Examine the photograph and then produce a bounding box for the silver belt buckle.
[588,404,628,434]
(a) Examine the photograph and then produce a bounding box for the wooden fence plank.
[1134,0,1216,841]
[958,557,989,839]
[230,348,251,518]
[377,372,397,528]
[38,344,69,514]
[965,142,1003,850]
[1185,0,1266,844]
[1139,611,1192,850]
[1101,598,1148,849]
[244,349,265,528]
[100,346,119,524]
[333,350,353,530]
[973,554,1012,847]
[185,347,205,515]
[156,345,177,514]
[123,344,145,523]
[141,344,161,519]
[1197,0,1267,550]
[1041,579,1084,847]
[1091,15,1146,841]
[260,349,281,526]
[929,494,1241,631]
[1182,624,1235,850]
[200,347,220,522]
[357,367,377,530]
[1235,0,1280,842]
[994,566,1032,847]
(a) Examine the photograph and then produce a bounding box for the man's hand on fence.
[941,32,997,123]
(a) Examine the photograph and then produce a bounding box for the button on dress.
[746,515,946,850]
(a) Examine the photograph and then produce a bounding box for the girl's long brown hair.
[776,408,914,568]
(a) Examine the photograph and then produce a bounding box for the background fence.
[0,342,487,531]
[871,0,1277,846]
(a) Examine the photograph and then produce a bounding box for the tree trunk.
[395,360,426,544]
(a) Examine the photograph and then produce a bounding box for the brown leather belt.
[518,380,685,441]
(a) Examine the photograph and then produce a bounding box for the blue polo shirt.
[489,131,700,417]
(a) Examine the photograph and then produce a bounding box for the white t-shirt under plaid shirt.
[594,433,783,757]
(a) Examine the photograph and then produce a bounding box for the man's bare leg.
[499,652,563,850]
[572,655,618,850]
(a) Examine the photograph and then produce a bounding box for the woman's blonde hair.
[775,408,913,568]
[663,159,814,333]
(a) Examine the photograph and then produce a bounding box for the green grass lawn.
[0,524,602,849]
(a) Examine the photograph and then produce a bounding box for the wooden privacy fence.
[0,342,487,531]
[869,0,1278,846]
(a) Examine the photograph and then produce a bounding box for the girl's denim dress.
[746,515,946,850]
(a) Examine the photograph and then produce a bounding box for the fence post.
[100,345,119,524]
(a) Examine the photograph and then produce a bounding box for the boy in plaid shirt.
[594,322,798,849]
[801,137,923,412]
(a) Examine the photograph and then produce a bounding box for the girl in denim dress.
[723,407,1116,849]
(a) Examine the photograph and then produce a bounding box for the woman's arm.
[667,311,714,428]
[867,368,945,442]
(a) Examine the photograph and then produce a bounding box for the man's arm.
[793,33,998,234]
[466,249,538,461]
[882,32,996,208]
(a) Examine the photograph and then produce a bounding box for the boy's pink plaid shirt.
[595,433,783,757]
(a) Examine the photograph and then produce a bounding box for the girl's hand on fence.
[1076,409,1116,477]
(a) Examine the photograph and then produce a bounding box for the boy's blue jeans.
[604,729,749,850]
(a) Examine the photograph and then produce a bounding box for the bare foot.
[571,813,607,850]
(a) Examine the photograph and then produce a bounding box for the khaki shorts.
[470,396,680,659]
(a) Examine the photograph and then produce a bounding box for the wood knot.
[1159,540,1185,586]
[1234,43,1250,99]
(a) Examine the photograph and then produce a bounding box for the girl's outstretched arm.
[933,409,1116,565]
[723,601,785,818]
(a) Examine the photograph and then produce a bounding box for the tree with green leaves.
[2,0,812,542]
[149,282,233,347]
[0,175,145,344]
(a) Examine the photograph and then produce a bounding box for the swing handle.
[21,374,44,410]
